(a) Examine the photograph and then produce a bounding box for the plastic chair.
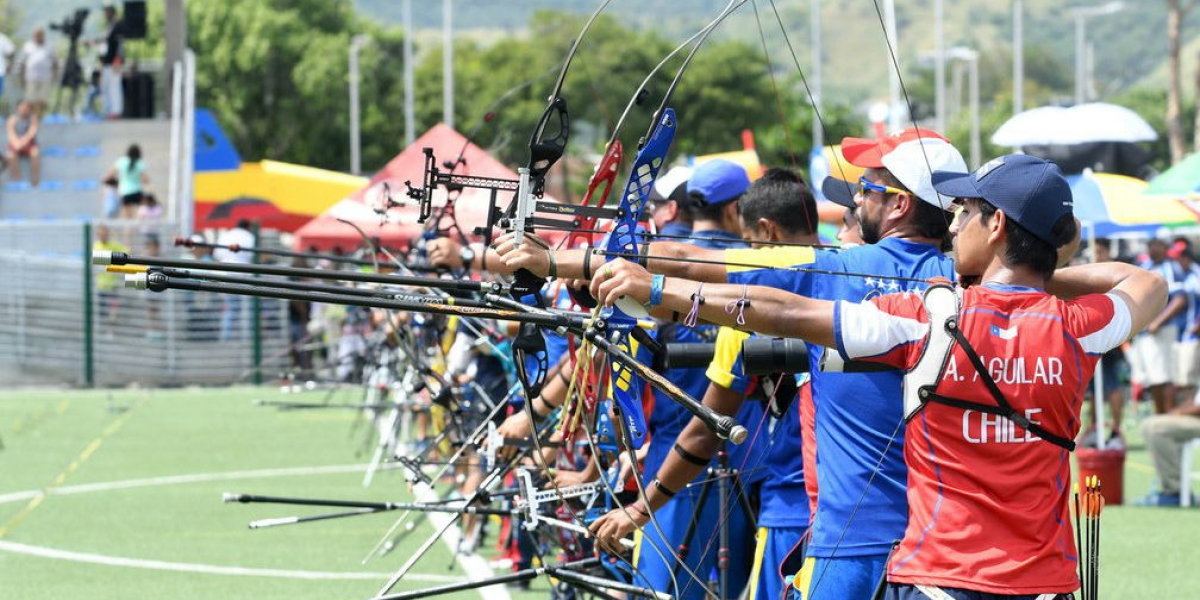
[1183,439,1200,507]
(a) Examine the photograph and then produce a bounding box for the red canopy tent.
[294,124,561,252]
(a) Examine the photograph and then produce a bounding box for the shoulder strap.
[912,287,1075,451]
[921,321,1076,451]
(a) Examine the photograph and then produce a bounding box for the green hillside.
[12,0,1195,105]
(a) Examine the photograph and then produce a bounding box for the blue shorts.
[787,554,889,600]
[749,525,807,600]
[883,583,1075,600]
[635,483,755,600]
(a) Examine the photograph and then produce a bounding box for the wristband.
[649,275,665,307]
[653,478,678,498]
[547,250,558,279]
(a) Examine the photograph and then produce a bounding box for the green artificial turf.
[0,387,1196,599]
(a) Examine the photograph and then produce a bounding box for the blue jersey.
[726,237,954,557]
[659,221,692,239]
[758,389,808,528]
[705,327,773,489]
[1138,257,1186,334]
[1179,264,1200,342]
[643,229,748,481]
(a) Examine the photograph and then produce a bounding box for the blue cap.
[686,159,750,206]
[932,154,1074,247]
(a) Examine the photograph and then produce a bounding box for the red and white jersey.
[833,283,1131,594]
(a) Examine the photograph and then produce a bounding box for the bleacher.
[1,117,172,224]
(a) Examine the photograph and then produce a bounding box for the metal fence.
[0,221,289,387]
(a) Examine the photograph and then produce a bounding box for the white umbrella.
[991,102,1157,146]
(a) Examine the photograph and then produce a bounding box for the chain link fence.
[0,221,288,387]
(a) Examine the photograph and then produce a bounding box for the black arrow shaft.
[146,274,586,330]
[104,252,501,294]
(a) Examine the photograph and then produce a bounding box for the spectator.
[143,236,163,338]
[17,28,57,118]
[104,143,147,219]
[136,192,162,239]
[97,5,124,118]
[1140,402,1200,506]
[101,174,120,218]
[1172,240,1200,407]
[84,68,102,117]
[92,224,128,337]
[6,100,40,186]
[1081,238,1130,449]
[287,256,313,378]
[182,234,218,341]
[214,219,255,341]
[1131,238,1186,413]
[0,31,14,109]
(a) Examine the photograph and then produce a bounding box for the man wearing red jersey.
[587,154,1166,598]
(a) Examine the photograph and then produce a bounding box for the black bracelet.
[673,443,712,467]
[653,478,678,498]
[556,369,571,386]
[528,397,547,424]
[581,245,594,280]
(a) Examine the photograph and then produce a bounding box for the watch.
[459,246,476,270]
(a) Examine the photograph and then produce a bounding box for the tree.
[1166,0,1199,165]
[0,0,20,37]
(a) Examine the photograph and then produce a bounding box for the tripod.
[52,33,86,117]
[670,443,757,600]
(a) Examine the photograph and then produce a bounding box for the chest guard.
[823,284,1076,451]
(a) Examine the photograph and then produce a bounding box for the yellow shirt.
[93,240,129,291]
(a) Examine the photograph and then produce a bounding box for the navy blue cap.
[821,176,857,208]
[932,154,1074,247]
[686,159,750,206]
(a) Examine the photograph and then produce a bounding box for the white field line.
[0,462,507,596]
[409,483,510,600]
[0,463,393,505]
[0,540,461,582]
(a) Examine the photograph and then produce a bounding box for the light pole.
[883,0,902,132]
[349,34,370,175]
[1013,0,1024,115]
[811,0,822,150]
[1071,1,1124,105]
[946,47,981,168]
[935,0,945,133]
[403,0,415,146]
[443,0,454,129]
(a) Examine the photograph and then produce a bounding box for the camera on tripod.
[49,8,90,40]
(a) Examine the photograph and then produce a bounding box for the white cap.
[652,166,692,201]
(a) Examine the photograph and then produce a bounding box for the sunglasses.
[857,176,907,197]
